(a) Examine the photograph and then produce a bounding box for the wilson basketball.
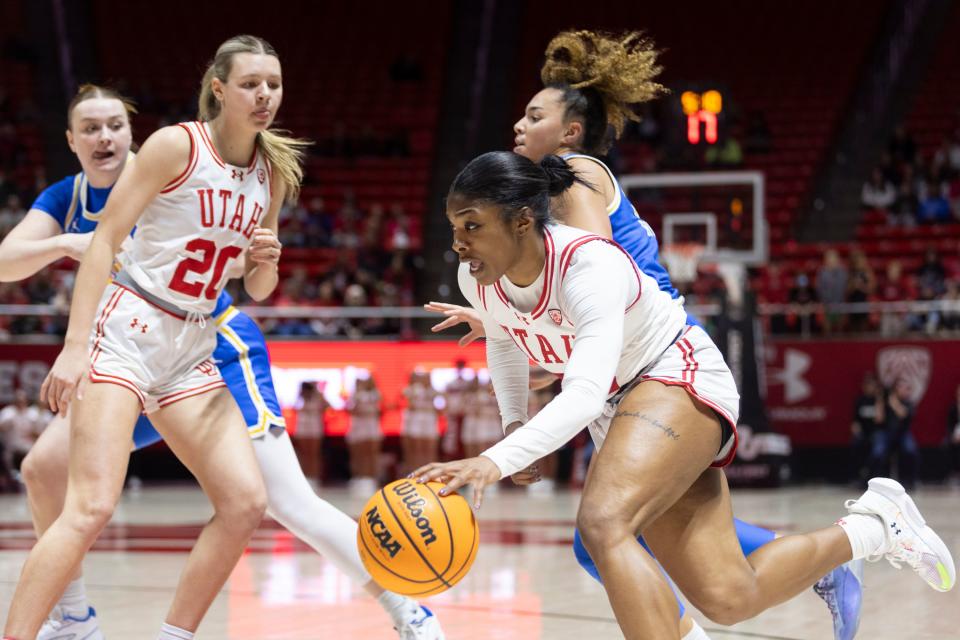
[357,479,479,596]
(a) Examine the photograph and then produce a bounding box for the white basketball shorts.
[589,324,740,467]
[88,283,225,413]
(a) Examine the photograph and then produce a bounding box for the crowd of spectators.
[862,125,960,226]
[0,46,427,340]
[753,245,960,336]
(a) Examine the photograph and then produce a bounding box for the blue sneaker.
[813,560,864,640]
[395,605,445,640]
[37,605,105,640]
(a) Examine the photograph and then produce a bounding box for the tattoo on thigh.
[614,411,680,440]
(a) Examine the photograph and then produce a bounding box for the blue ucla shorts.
[131,305,286,450]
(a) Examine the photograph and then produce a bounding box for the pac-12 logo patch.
[257,168,266,184]
[548,308,563,325]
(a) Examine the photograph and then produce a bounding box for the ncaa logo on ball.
[364,505,402,557]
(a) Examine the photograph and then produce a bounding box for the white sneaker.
[844,477,956,592]
[37,605,105,640]
[395,605,445,640]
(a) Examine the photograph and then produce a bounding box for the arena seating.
[91,1,451,253]
[514,0,889,247]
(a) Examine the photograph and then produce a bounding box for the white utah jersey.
[460,224,685,387]
[121,121,271,314]
[458,223,687,477]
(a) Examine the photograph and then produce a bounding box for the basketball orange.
[356,479,479,596]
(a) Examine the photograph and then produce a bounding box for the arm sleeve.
[457,264,529,429]
[30,176,76,230]
[480,243,636,477]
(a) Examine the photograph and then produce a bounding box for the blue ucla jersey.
[32,173,113,233]
[31,171,284,448]
[562,154,679,300]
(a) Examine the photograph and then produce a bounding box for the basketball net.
[661,242,705,285]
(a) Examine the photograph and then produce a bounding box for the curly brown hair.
[540,30,665,155]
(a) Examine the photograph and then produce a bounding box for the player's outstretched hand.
[248,227,282,266]
[40,343,89,416]
[424,301,485,347]
[413,456,500,510]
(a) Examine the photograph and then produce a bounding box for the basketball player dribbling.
[425,29,871,640]
[1,37,444,640]
[416,150,954,639]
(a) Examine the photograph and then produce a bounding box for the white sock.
[58,577,89,616]
[157,622,194,640]
[377,591,419,625]
[837,513,887,560]
[682,619,711,640]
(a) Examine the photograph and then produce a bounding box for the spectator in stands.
[888,125,917,165]
[946,384,960,484]
[359,202,386,255]
[757,262,790,334]
[787,271,818,334]
[704,133,743,167]
[869,378,920,489]
[816,249,848,332]
[940,279,960,331]
[0,194,26,235]
[916,179,952,224]
[917,248,947,296]
[877,259,914,336]
[342,282,371,339]
[278,214,306,248]
[889,181,918,227]
[846,249,876,332]
[933,134,960,172]
[278,197,310,247]
[305,196,333,247]
[270,272,316,336]
[948,171,960,219]
[0,389,46,479]
[860,168,896,211]
[385,202,412,251]
[851,372,883,485]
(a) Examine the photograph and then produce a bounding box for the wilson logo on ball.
[392,481,438,546]
[365,505,402,558]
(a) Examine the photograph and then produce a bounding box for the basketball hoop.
[661,242,705,284]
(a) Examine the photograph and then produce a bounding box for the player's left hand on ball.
[413,456,501,509]
[248,228,282,265]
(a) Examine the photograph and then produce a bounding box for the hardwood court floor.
[1,484,959,639]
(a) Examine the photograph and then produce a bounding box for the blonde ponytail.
[257,129,309,202]
[197,34,309,202]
